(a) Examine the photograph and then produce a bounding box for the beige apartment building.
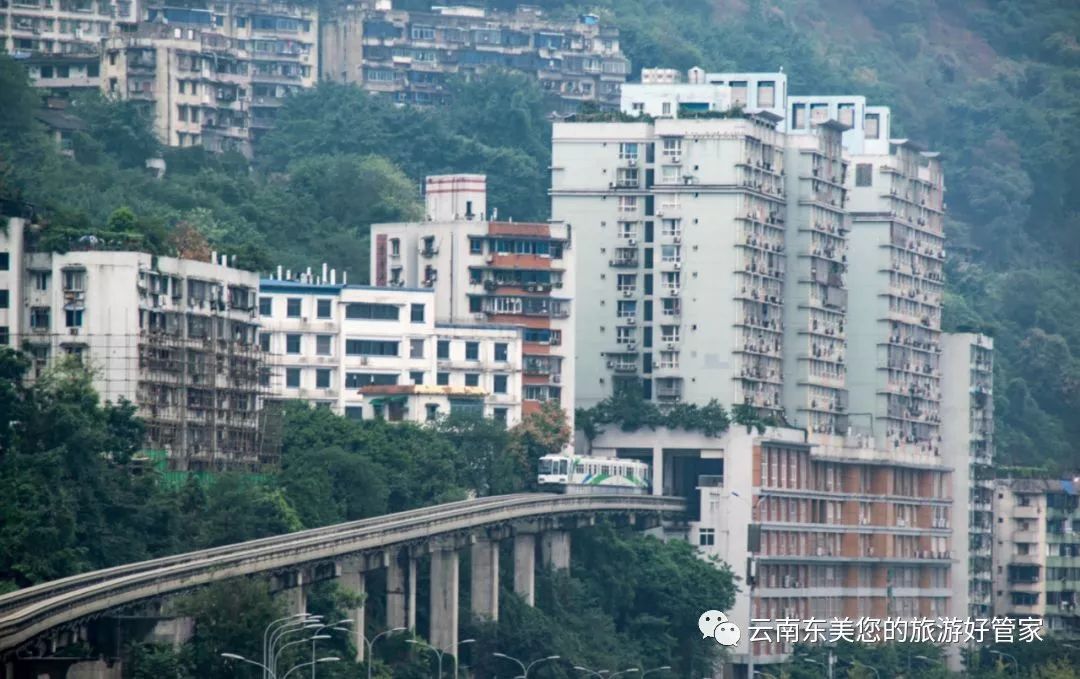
[320,0,628,108]
[100,1,317,155]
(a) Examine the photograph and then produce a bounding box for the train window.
[559,460,569,474]
[575,463,585,473]
[539,459,553,474]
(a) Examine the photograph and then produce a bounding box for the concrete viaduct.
[0,493,685,677]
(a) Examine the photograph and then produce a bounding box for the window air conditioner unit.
[627,317,635,325]
[485,254,494,263]
[674,262,682,270]
[672,156,681,163]
[627,343,637,351]
[628,159,637,166]
[667,342,677,350]
[671,288,681,296]
[673,236,682,243]
[69,328,79,336]
[656,211,664,217]
[628,238,637,246]
[552,374,561,383]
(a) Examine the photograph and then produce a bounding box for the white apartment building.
[100,1,318,154]
[551,111,787,414]
[992,477,1080,636]
[258,270,523,425]
[2,0,136,91]
[371,175,573,424]
[1,218,269,471]
[942,332,995,620]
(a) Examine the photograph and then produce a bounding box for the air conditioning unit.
[628,159,637,167]
[69,327,80,336]
[628,238,637,246]
[653,361,660,369]
[627,343,637,351]
[671,288,681,296]
[359,357,369,365]
[673,235,682,243]
[666,342,677,350]
[674,262,682,270]
[622,289,633,297]
[627,317,636,325]
[485,254,494,263]
[551,374,561,383]
[671,155,682,163]
[656,211,664,217]
[606,360,614,368]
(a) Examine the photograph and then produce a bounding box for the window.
[390,238,401,257]
[465,373,480,387]
[618,142,638,161]
[32,271,49,291]
[316,335,333,356]
[618,300,637,318]
[661,245,681,263]
[410,371,424,385]
[617,274,637,293]
[345,406,363,421]
[62,268,85,291]
[494,342,508,361]
[662,137,682,159]
[437,372,449,386]
[0,290,7,309]
[410,303,425,323]
[855,163,873,187]
[618,196,638,213]
[286,334,301,354]
[437,340,450,359]
[838,102,855,127]
[410,339,424,358]
[469,238,484,255]
[345,303,399,320]
[345,339,398,356]
[0,326,8,345]
[494,374,508,394]
[865,113,880,139]
[259,332,270,352]
[810,103,828,123]
[65,308,83,327]
[317,298,332,319]
[661,165,681,183]
[0,252,8,270]
[730,81,748,106]
[315,368,331,389]
[616,327,635,344]
[287,298,302,318]
[791,103,807,129]
[757,81,775,108]
[493,407,508,423]
[661,101,672,116]
[345,373,397,387]
[286,368,301,388]
[259,297,272,316]
[426,403,439,421]
[465,341,479,360]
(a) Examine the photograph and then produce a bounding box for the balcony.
[608,256,638,268]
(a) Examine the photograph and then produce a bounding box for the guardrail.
[0,493,684,654]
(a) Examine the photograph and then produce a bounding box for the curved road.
[0,493,684,655]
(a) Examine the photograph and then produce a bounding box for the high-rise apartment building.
[942,332,994,619]
[371,175,574,423]
[0,218,272,471]
[258,268,523,425]
[552,72,789,413]
[320,0,629,108]
[100,1,318,154]
[993,477,1080,635]
[2,0,136,91]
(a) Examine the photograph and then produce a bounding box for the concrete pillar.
[513,534,536,606]
[4,660,13,679]
[340,568,366,662]
[470,539,500,621]
[541,530,571,571]
[278,570,308,615]
[428,548,459,653]
[387,551,407,630]
[407,556,417,631]
[652,446,664,496]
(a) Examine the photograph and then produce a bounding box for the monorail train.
[537,454,651,494]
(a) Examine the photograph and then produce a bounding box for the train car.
[537,454,651,494]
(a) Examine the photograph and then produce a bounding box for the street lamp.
[989,650,1019,678]
[264,615,320,679]
[641,667,671,677]
[363,627,407,679]
[310,620,352,679]
[839,659,880,679]
[573,666,610,678]
[608,669,639,679]
[270,619,323,676]
[802,658,833,679]
[454,639,476,679]
[274,635,329,678]
[493,652,561,679]
[223,652,276,678]
[282,657,339,679]
[408,638,447,679]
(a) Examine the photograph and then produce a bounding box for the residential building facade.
[371,175,573,424]
[100,0,318,154]
[0,218,271,471]
[992,478,1080,636]
[320,0,628,108]
[258,270,523,425]
[942,332,995,619]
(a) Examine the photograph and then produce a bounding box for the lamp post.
[752,671,778,679]
[573,666,610,678]
[223,652,275,678]
[730,490,765,679]
[641,667,671,677]
[274,635,329,678]
[270,619,323,677]
[802,657,833,679]
[364,627,407,679]
[453,639,476,679]
[310,620,352,679]
[407,639,447,679]
[493,652,561,679]
[608,669,638,679]
[989,650,1019,678]
[282,657,339,679]
[264,614,319,679]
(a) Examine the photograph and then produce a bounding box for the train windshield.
[539,459,555,474]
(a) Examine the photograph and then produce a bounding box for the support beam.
[386,550,407,630]
[407,556,417,632]
[513,534,536,606]
[470,539,500,621]
[428,549,459,653]
[652,446,664,496]
[277,571,307,616]
[541,530,571,571]
[340,568,366,662]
